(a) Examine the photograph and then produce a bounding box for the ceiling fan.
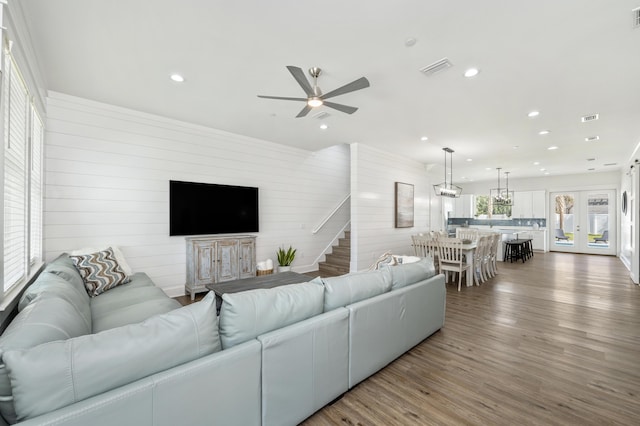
[257,66,370,118]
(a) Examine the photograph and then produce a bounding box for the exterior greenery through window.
[476,195,512,218]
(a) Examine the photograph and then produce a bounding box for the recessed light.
[405,37,417,47]
[533,161,540,165]
[463,68,479,78]
[466,158,473,162]
[539,130,550,135]
[528,111,540,118]
[485,167,492,171]
[581,113,599,123]
[170,74,185,83]
[513,146,519,149]
[540,168,546,171]
[544,172,550,175]
[420,136,428,141]
[548,146,558,150]
[319,123,328,130]
[585,136,600,142]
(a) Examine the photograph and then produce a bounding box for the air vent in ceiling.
[633,7,640,28]
[585,136,600,142]
[420,58,453,76]
[313,111,330,120]
[587,158,596,161]
[581,113,599,122]
[603,163,617,166]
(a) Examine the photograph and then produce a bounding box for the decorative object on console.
[256,259,274,276]
[276,245,297,272]
[395,182,415,228]
[490,168,514,207]
[257,66,370,118]
[433,147,462,198]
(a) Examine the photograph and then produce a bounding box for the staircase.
[318,231,351,277]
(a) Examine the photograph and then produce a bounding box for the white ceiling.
[19,0,640,183]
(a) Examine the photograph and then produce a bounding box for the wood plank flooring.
[303,252,640,425]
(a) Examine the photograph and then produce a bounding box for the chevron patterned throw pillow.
[70,247,131,297]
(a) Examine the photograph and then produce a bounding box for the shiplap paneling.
[44,92,350,296]
[350,143,432,271]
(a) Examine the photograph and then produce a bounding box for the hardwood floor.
[303,252,640,425]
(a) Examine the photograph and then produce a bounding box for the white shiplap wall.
[350,143,432,271]
[44,92,350,296]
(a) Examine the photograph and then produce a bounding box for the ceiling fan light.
[307,97,323,108]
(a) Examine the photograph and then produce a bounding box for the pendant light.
[491,168,514,206]
[433,147,462,198]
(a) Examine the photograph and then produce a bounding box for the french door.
[550,190,616,255]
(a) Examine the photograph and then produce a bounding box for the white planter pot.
[277,266,292,273]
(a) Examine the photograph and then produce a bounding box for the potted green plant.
[276,245,296,272]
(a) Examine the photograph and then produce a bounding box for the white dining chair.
[437,237,472,291]
[488,233,500,277]
[456,228,479,242]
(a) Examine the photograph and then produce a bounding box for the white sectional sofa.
[0,255,445,426]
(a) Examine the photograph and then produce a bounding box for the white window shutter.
[30,107,43,264]
[3,55,29,291]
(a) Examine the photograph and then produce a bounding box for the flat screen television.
[169,180,259,236]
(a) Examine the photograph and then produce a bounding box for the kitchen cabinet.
[452,194,474,218]
[517,230,547,252]
[531,190,546,218]
[511,191,546,218]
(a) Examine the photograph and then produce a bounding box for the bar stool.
[504,240,526,263]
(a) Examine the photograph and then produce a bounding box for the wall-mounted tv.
[169,180,259,236]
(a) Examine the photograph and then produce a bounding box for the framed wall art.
[395,182,414,228]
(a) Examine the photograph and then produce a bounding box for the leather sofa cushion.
[385,257,436,290]
[18,271,92,331]
[315,268,392,312]
[0,296,91,424]
[43,254,90,304]
[90,273,181,333]
[91,298,183,333]
[219,282,324,349]
[3,292,221,422]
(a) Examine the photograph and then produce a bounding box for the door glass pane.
[554,194,575,246]
[587,193,609,249]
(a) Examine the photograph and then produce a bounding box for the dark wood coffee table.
[206,271,312,313]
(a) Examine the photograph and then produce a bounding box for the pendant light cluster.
[433,147,462,198]
[490,167,514,206]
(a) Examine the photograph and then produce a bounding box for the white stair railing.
[312,194,350,234]
[312,221,351,267]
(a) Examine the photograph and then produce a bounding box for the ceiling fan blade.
[321,77,370,100]
[257,95,307,102]
[286,66,315,97]
[323,101,358,115]
[296,105,313,118]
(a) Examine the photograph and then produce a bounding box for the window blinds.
[30,109,43,264]
[3,55,29,291]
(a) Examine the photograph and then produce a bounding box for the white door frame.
[550,189,616,255]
